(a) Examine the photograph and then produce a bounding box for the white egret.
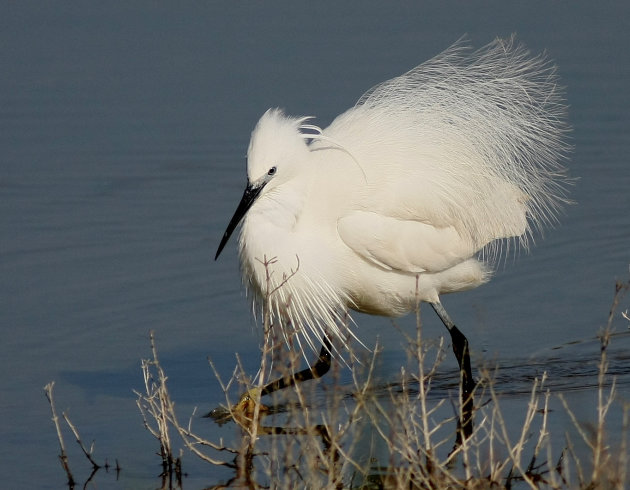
[215,37,570,425]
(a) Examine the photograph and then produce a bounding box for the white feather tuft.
[323,36,571,265]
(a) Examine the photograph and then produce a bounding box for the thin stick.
[62,411,101,470]
[44,381,75,487]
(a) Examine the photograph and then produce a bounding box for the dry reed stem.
[130,272,629,488]
[62,411,100,470]
[44,381,75,487]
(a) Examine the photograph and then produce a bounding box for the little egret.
[215,37,570,426]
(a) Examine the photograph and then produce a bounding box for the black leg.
[205,339,332,422]
[431,302,475,440]
[261,338,332,396]
[447,324,475,396]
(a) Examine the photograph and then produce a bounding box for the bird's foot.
[204,388,270,426]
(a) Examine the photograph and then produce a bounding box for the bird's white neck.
[247,181,308,232]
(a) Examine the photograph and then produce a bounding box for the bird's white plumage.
[232,37,570,354]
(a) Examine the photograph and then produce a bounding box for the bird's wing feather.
[337,211,479,273]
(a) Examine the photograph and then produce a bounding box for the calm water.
[2,2,629,488]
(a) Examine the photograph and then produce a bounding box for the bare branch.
[44,382,75,487]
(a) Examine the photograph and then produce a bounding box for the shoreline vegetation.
[46,276,629,489]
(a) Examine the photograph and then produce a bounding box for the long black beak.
[215,182,265,260]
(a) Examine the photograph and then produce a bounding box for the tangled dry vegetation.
[133,279,630,489]
[46,277,630,489]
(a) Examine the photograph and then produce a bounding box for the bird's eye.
[267,166,277,176]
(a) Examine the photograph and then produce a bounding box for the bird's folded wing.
[337,211,479,274]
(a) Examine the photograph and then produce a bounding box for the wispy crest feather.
[300,121,368,182]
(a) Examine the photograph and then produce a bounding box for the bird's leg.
[206,339,332,423]
[430,302,475,440]
[260,337,332,396]
[231,338,332,416]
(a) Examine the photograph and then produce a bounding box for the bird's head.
[247,108,312,187]
[215,108,313,260]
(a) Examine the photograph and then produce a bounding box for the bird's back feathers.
[323,37,570,264]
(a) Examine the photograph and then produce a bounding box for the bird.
[214,37,570,427]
